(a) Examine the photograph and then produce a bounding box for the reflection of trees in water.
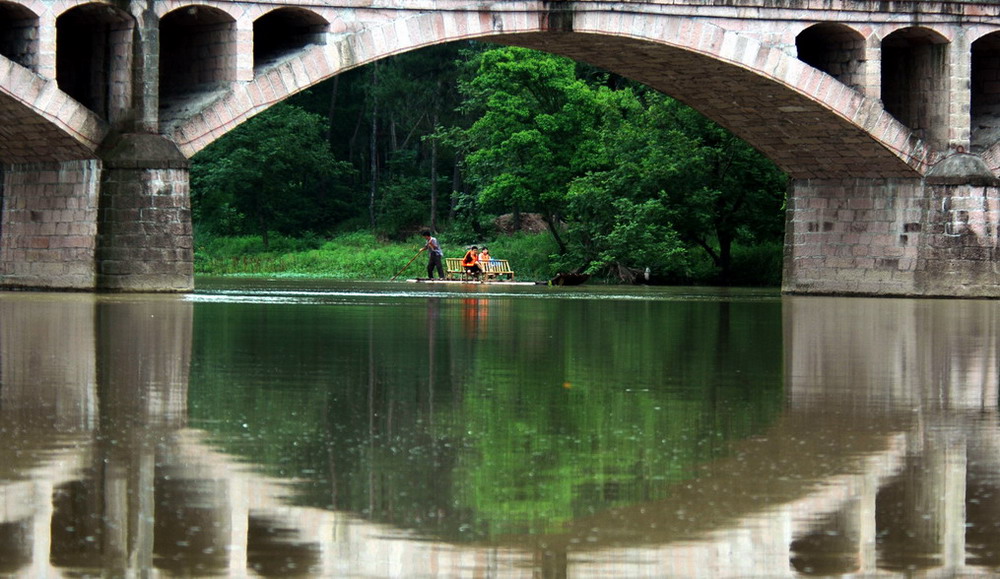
[188,297,785,542]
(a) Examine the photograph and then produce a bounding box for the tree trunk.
[450,154,462,222]
[390,116,398,153]
[259,212,269,250]
[542,213,566,254]
[349,107,364,167]
[430,110,438,231]
[369,64,378,229]
[718,230,734,284]
[692,236,720,267]
[325,75,339,143]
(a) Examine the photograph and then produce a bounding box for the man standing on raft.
[420,230,445,279]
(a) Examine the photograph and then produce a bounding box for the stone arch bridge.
[2,0,1000,295]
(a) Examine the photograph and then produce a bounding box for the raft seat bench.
[482,259,515,280]
[444,258,516,281]
[446,257,472,280]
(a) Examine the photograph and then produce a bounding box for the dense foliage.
[191,43,787,284]
[190,104,356,248]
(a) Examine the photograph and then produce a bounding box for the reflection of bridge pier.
[785,296,1000,576]
[0,294,193,575]
[788,426,971,576]
[872,430,957,572]
[0,294,97,576]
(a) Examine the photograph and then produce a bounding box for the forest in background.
[191,42,788,285]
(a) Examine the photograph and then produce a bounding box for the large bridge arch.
[0,54,107,162]
[170,8,932,181]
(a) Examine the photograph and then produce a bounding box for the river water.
[1,278,998,577]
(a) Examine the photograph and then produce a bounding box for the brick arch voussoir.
[0,54,107,163]
[561,14,933,179]
[5,0,43,18]
[981,143,1000,175]
[53,0,131,18]
[155,1,241,21]
[170,9,529,156]
[878,24,952,44]
[252,4,330,23]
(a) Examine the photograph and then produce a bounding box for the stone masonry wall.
[784,178,1000,297]
[96,165,193,292]
[96,134,192,292]
[0,160,100,289]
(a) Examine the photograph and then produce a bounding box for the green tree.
[651,99,787,282]
[456,47,602,252]
[560,86,693,280]
[561,88,785,282]
[191,103,355,247]
[290,44,474,236]
[454,47,785,282]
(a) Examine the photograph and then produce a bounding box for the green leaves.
[191,103,355,244]
[452,46,785,282]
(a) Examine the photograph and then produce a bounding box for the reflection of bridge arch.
[4,294,1000,576]
[4,404,998,576]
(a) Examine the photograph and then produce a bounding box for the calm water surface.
[1,278,998,577]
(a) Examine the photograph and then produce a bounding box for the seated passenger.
[480,247,497,279]
[462,246,483,277]
[480,248,494,265]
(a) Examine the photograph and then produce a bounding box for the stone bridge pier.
[784,175,1000,298]
[3,144,192,292]
[0,1,193,292]
[95,134,192,292]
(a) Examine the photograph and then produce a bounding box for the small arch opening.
[0,518,32,575]
[881,27,949,149]
[796,23,866,92]
[160,6,237,105]
[247,514,321,576]
[152,474,230,574]
[790,509,861,576]
[970,32,1000,153]
[253,8,328,72]
[50,479,103,568]
[56,3,133,119]
[0,1,38,70]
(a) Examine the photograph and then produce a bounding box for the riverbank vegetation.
[191,43,787,286]
[194,230,782,285]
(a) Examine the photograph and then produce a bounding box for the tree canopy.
[190,103,355,247]
[450,47,786,281]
